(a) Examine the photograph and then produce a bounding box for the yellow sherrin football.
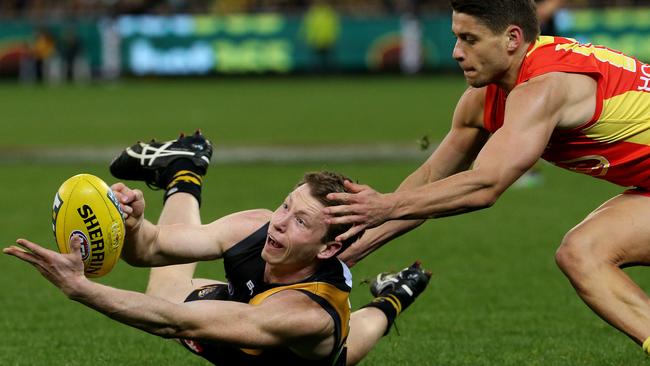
[52,174,125,278]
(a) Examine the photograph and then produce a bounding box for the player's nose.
[271,213,289,232]
[452,40,465,62]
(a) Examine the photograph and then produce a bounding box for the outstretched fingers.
[325,192,356,205]
[325,211,366,225]
[3,239,48,266]
[15,238,53,258]
[343,180,368,193]
[324,203,362,218]
[334,224,367,243]
[326,181,368,202]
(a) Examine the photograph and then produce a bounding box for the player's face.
[262,184,331,267]
[451,12,511,87]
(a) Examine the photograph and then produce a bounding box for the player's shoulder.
[512,72,594,103]
[454,86,487,129]
[214,208,271,225]
[230,208,273,223]
[207,209,272,250]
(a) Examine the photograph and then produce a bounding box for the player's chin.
[261,246,284,264]
[466,77,490,88]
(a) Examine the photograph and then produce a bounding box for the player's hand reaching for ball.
[3,236,88,299]
[323,180,397,242]
[111,182,145,232]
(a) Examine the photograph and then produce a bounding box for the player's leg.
[554,193,650,347]
[148,194,225,302]
[110,131,214,303]
[346,261,431,366]
[346,308,387,366]
[146,192,202,303]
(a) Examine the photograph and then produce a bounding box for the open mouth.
[267,234,284,249]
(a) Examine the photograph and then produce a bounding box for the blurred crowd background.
[3,0,650,18]
[1,0,649,82]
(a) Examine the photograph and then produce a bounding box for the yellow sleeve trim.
[526,35,556,57]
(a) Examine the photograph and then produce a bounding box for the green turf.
[1,161,647,366]
[2,77,650,365]
[0,76,465,149]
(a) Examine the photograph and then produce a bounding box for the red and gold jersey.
[484,36,650,190]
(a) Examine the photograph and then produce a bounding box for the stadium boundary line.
[0,144,435,164]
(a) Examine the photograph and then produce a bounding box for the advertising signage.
[116,14,458,75]
[556,7,650,63]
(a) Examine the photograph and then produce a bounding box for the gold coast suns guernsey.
[183,222,352,366]
[484,36,650,192]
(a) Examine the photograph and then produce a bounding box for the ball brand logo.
[70,230,90,261]
[76,204,106,275]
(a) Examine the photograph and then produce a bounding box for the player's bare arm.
[330,86,489,246]
[329,72,596,240]
[4,237,336,358]
[127,210,272,267]
[400,86,490,188]
[177,290,337,357]
[113,182,272,266]
[382,73,588,218]
[77,284,336,356]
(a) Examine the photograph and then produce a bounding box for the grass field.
[1,76,648,365]
[0,76,465,148]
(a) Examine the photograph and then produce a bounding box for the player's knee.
[555,230,598,279]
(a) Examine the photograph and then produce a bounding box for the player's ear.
[505,25,524,52]
[317,241,342,259]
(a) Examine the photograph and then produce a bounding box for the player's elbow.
[465,169,506,209]
[120,236,164,267]
[121,255,149,267]
[120,247,153,267]
[472,176,503,209]
[119,247,141,266]
[469,188,500,209]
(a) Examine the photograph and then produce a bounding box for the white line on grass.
[0,144,436,164]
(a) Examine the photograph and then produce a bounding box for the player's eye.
[282,202,288,210]
[296,216,306,226]
[459,34,476,44]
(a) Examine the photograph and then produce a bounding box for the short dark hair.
[450,0,540,42]
[296,171,364,253]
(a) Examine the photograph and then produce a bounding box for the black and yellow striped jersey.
[182,222,352,366]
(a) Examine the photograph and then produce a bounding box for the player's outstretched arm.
[3,237,333,355]
[135,209,271,267]
[112,182,271,267]
[334,87,489,265]
[332,77,569,261]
